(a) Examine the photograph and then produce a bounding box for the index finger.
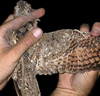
[79,24,90,32]
[0,8,45,36]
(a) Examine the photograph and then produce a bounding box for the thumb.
[91,22,100,36]
[8,27,43,63]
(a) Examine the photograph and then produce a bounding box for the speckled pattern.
[7,0,100,96]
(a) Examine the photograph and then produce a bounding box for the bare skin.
[0,8,45,90]
[52,23,100,96]
[80,24,90,32]
[0,7,100,96]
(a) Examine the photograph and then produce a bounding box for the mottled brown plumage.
[6,0,100,96]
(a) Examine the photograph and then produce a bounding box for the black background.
[0,0,100,96]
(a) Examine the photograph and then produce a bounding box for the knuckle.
[18,16,24,24]
[23,33,35,46]
[17,16,29,26]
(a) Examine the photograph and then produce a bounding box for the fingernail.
[91,27,100,36]
[33,28,42,38]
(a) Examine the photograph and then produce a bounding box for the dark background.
[0,0,100,96]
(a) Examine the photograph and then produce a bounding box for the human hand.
[0,8,45,90]
[52,23,100,96]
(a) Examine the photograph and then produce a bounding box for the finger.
[32,8,45,19]
[0,28,42,85]
[79,24,90,32]
[6,27,43,64]
[0,8,45,36]
[3,14,13,23]
[91,22,100,36]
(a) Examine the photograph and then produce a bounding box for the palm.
[58,71,98,95]
[52,24,100,96]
